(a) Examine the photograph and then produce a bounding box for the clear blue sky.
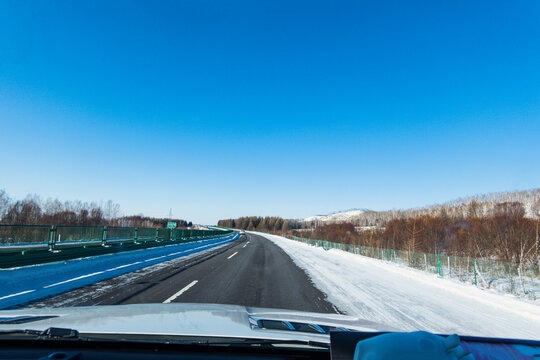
[1,0,539,224]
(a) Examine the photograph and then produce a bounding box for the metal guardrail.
[0,225,228,249]
[0,225,234,268]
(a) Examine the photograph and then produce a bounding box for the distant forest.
[0,190,192,228]
[302,188,540,228]
[218,216,302,233]
[219,198,540,266]
[295,202,539,266]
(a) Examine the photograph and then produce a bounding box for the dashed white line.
[0,289,35,301]
[169,238,233,256]
[168,251,185,256]
[44,271,105,288]
[145,255,167,262]
[227,251,238,259]
[37,237,236,292]
[163,280,198,303]
[106,261,143,271]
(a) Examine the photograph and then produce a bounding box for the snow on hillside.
[258,232,540,340]
[302,209,371,223]
[299,189,540,225]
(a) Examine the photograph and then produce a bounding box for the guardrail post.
[102,226,108,246]
[48,225,56,251]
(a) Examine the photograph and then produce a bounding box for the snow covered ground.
[258,232,540,340]
[302,209,370,223]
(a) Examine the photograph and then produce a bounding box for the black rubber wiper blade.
[0,327,79,339]
[0,329,43,336]
[195,338,329,348]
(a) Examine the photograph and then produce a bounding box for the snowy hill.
[300,189,540,226]
[302,209,371,223]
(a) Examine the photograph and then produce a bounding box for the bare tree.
[103,200,121,221]
[0,189,11,222]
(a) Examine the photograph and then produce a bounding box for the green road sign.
[167,222,177,229]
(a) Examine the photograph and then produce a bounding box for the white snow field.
[258,232,540,340]
[302,209,370,223]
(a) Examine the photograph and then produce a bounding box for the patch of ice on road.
[259,232,540,340]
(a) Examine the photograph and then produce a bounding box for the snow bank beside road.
[259,232,540,340]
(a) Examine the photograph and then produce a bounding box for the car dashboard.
[1,331,539,360]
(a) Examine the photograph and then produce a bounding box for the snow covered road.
[259,232,540,340]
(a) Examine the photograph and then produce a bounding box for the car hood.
[0,303,394,343]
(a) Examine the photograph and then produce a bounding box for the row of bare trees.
[293,202,540,265]
[0,190,191,228]
[118,215,192,228]
[301,189,540,229]
[218,216,302,232]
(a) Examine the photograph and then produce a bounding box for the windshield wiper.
[0,327,79,339]
[0,330,329,349]
[191,338,329,349]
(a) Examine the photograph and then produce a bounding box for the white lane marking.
[0,289,35,301]
[44,271,105,288]
[163,280,198,303]
[145,255,167,262]
[106,261,143,271]
[40,237,236,290]
[169,238,233,256]
[227,251,238,259]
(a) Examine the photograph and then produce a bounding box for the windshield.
[0,0,539,344]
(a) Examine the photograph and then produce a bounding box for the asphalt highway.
[27,233,338,313]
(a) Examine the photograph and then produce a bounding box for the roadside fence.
[0,224,233,268]
[0,224,227,248]
[286,235,540,300]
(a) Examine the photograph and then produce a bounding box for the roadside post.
[473,259,477,286]
[48,225,56,251]
[167,221,177,241]
[101,226,108,247]
[437,251,442,276]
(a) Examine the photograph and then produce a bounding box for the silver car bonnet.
[0,303,394,343]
